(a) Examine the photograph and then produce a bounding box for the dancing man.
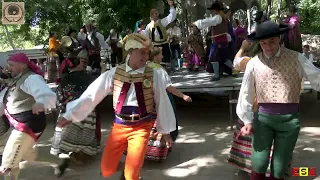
[237,21,320,180]
[82,21,108,73]
[143,0,176,69]
[57,33,176,180]
[193,0,234,81]
[0,53,56,180]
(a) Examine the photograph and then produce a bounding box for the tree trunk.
[247,9,251,33]
[3,26,16,50]
[277,0,282,23]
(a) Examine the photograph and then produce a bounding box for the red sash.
[212,33,228,44]
[3,89,39,142]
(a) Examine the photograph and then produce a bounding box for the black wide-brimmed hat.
[247,21,289,41]
[254,11,264,22]
[207,0,224,11]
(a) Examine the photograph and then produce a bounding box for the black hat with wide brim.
[207,1,224,10]
[247,21,289,41]
[254,11,264,22]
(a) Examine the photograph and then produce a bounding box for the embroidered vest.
[210,17,228,44]
[148,21,168,45]
[113,64,154,115]
[84,31,101,55]
[5,71,36,114]
[254,48,302,103]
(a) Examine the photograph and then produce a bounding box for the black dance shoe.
[54,159,70,178]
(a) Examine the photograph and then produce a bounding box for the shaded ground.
[1,93,320,180]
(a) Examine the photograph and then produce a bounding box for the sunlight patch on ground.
[175,132,206,143]
[300,127,320,136]
[204,128,221,136]
[220,145,232,155]
[302,147,316,152]
[214,132,231,140]
[163,155,221,177]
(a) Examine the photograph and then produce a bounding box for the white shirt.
[0,74,57,115]
[105,34,122,48]
[143,7,177,42]
[78,31,108,50]
[193,14,231,42]
[236,48,320,125]
[302,52,315,63]
[63,63,176,134]
[78,32,86,41]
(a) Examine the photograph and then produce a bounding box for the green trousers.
[252,112,300,178]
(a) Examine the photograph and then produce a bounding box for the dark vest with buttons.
[113,64,154,115]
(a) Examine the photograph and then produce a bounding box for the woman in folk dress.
[51,51,101,177]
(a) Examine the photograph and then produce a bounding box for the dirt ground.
[2,92,320,180]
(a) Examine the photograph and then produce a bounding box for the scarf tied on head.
[8,53,44,76]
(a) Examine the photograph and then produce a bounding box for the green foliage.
[1,0,320,51]
[1,0,159,50]
[299,0,320,34]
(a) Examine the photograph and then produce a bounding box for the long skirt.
[50,112,101,157]
[186,51,200,69]
[123,92,178,162]
[228,119,291,178]
[47,56,60,83]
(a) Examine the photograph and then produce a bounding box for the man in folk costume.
[106,29,123,67]
[82,21,108,73]
[57,33,176,180]
[143,0,176,67]
[237,21,320,180]
[193,0,234,81]
[167,20,182,69]
[0,53,56,180]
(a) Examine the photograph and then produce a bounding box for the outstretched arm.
[298,53,320,91]
[167,86,192,102]
[160,0,176,27]
[193,14,222,30]
[62,68,116,122]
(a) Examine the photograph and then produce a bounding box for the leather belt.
[115,113,150,122]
